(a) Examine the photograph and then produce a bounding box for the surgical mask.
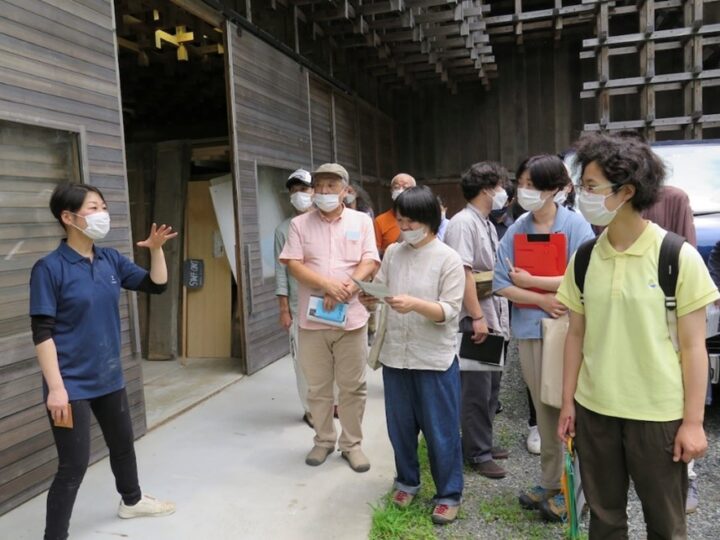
[400,226,427,246]
[441,211,447,220]
[491,189,509,211]
[517,188,549,212]
[577,189,624,226]
[344,193,357,205]
[290,192,313,212]
[554,190,568,206]
[72,211,110,241]
[391,189,404,201]
[314,193,341,213]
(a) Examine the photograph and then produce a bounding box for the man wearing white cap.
[274,169,315,427]
[280,163,380,472]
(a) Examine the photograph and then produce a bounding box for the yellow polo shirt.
[557,223,719,421]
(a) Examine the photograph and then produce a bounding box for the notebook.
[457,317,505,367]
[307,295,348,328]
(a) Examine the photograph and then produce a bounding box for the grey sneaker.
[118,494,175,519]
[686,479,699,514]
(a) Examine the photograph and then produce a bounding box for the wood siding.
[227,24,397,374]
[0,0,143,516]
[395,40,584,181]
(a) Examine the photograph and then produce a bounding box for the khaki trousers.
[518,339,562,489]
[298,325,368,452]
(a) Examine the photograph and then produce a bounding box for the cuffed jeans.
[383,358,464,506]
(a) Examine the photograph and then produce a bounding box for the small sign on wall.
[183,259,204,289]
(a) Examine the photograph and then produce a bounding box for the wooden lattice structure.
[580,0,720,139]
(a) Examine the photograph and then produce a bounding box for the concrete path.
[0,357,395,540]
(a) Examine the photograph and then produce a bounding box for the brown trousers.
[298,325,368,452]
[575,403,687,540]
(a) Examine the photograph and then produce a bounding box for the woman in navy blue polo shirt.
[30,183,177,540]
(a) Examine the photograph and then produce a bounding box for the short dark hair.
[394,186,441,234]
[461,162,507,201]
[574,133,664,211]
[350,182,374,215]
[50,183,106,228]
[517,154,570,192]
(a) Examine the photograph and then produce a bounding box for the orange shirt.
[374,209,400,254]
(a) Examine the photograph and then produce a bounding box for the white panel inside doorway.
[209,174,237,281]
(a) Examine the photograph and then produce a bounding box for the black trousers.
[575,403,687,540]
[460,370,502,463]
[45,388,141,540]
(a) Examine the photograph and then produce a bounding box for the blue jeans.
[383,359,464,506]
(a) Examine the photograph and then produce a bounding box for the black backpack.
[573,231,686,350]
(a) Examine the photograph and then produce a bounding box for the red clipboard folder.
[513,233,567,309]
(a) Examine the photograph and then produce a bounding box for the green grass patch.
[369,438,440,540]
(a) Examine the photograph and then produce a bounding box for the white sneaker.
[118,494,175,519]
[526,425,541,455]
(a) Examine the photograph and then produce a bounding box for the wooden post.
[640,0,656,141]
[597,1,610,131]
[147,141,189,360]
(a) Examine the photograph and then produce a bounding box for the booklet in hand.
[307,295,348,328]
[457,316,505,366]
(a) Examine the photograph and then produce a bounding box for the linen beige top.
[374,238,465,371]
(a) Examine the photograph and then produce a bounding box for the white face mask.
[314,193,342,213]
[72,211,110,241]
[517,188,549,212]
[577,189,624,226]
[400,226,427,246]
[491,189,509,211]
[290,192,313,212]
[391,188,404,201]
[344,193,357,205]
[554,190,568,206]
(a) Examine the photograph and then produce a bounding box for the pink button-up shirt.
[280,207,380,331]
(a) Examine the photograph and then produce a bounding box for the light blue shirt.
[492,204,595,339]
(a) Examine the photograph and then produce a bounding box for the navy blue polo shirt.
[29,241,148,400]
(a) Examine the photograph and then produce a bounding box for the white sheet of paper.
[352,278,392,299]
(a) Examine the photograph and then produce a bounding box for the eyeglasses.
[574,183,615,195]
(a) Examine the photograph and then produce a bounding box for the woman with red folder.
[492,155,595,522]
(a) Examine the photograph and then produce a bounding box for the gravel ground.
[436,340,720,540]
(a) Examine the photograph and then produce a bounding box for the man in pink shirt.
[280,163,380,472]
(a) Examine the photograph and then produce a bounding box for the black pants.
[461,370,502,463]
[45,388,141,540]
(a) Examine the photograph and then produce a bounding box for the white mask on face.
[491,189,509,211]
[72,211,110,241]
[554,190,568,206]
[314,193,341,213]
[577,189,624,226]
[391,188,404,201]
[344,193,357,205]
[290,192,313,212]
[400,226,427,246]
[517,188,549,212]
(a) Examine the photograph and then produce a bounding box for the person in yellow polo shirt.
[556,133,718,539]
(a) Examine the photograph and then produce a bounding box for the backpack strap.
[658,231,686,352]
[573,238,598,305]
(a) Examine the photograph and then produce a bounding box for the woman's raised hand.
[136,223,178,250]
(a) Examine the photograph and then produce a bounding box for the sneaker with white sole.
[526,425,541,455]
[686,479,699,514]
[118,494,175,519]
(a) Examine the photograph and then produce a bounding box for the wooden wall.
[226,24,397,373]
[395,39,585,183]
[0,0,144,516]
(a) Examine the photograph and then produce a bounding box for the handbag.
[367,303,387,370]
[473,271,494,299]
[540,314,569,409]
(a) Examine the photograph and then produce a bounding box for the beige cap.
[312,163,349,184]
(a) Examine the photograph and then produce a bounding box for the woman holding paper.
[360,186,466,525]
[492,155,595,522]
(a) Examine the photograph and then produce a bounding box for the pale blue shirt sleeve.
[274,220,289,297]
[493,230,515,293]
